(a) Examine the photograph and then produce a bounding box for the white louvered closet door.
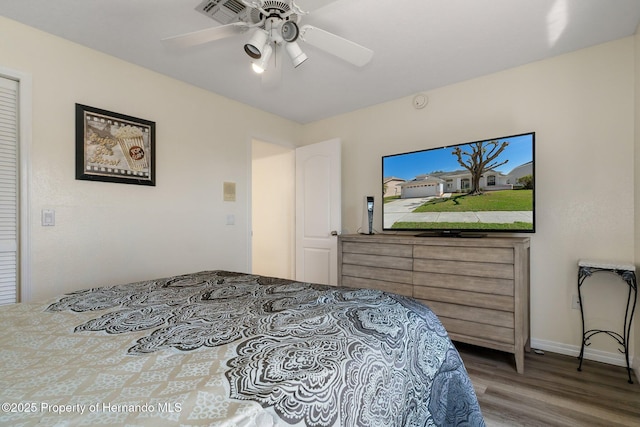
[0,76,18,305]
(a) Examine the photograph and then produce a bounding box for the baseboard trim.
[634,355,640,383]
[530,338,629,368]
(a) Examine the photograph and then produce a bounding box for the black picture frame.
[75,104,156,186]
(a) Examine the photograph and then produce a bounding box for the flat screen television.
[382,132,535,235]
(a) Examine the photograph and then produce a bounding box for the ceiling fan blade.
[299,25,373,67]
[161,22,249,50]
[293,0,339,13]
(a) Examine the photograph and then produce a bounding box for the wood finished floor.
[456,343,640,426]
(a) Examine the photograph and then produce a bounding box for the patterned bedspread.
[0,270,484,426]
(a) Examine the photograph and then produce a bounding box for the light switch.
[42,209,55,226]
[226,214,235,225]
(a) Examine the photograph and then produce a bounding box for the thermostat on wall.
[223,181,236,202]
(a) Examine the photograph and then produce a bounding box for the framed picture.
[75,104,156,186]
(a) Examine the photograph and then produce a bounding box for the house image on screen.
[383,177,406,197]
[399,174,448,198]
[398,162,531,199]
[505,161,533,185]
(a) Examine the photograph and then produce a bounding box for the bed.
[0,270,484,426]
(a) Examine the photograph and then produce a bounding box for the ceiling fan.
[162,0,374,76]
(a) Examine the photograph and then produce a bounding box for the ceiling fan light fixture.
[251,44,273,74]
[281,21,299,42]
[285,41,308,68]
[251,63,265,74]
[244,29,268,59]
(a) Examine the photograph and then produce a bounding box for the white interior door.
[295,138,341,285]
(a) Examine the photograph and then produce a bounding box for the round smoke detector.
[412,93,428,109]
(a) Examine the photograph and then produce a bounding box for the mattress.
[0,270,484,426]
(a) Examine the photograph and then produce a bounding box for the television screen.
[382,132,535,234]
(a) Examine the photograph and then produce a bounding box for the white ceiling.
[1,0,640,124]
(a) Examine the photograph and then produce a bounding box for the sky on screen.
[383,134,534,181]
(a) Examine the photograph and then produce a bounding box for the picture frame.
[75,104,156,186]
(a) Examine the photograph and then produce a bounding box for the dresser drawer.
[413,271,514,296]
[414,286,514,311]
[438,316,514,345]
[342,241,412,257]
[343,252,412,271]
[421,300,514,328]
[414,258,514,280]
[414,245,514,264]
[341,263,413,285]
[342,275,413,297]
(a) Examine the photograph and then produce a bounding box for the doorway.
[251,137,342,285]
[251,139,295,279]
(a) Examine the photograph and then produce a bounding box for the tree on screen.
[452,140,509,195]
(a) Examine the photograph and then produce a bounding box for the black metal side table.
[577,260,637,383]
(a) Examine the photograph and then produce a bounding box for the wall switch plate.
[42,209,55,226]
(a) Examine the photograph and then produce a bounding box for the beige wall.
[0,17,301,302]
[302,38,636,363]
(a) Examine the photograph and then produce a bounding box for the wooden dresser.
[338,234,530,373]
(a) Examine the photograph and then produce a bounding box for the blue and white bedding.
[0,270,484,426]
